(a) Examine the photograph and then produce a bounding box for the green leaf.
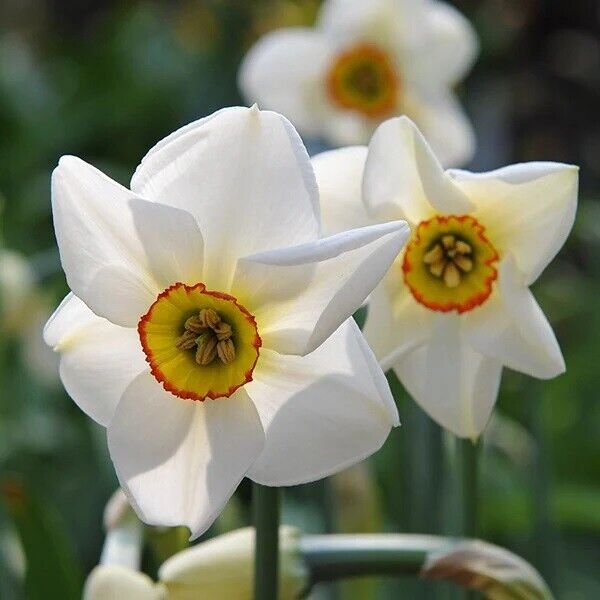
[2,478,82,600]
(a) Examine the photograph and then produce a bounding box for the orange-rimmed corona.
[402,215,499,314]
[326,43,399,118]
[138,282,261,401]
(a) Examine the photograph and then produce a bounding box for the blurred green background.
[0,1,598,598]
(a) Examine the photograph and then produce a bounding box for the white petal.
[404,1,478,85]
[246,320,398,486]
[131,107,320,291]
[450,162,579,283]
[44,294,147,427]
[233,220,410,355]
[51,156,159,326]
[394,313,503,438]
[320,110,374,147]
[238,29,331,137]
[107,374,264,539]
[311,146,370,235]
[127,198,204,289]
[317,0,420,47]
[84,565,161,600]
[363,116,473,224]
[363,278,433,371]
[408,88,476,168]
[463,255,565,379]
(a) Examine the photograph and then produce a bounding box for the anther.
[176,330,198,351]
[213,321,233,341]
[429,259,446,278]
[454,255,473,272]
[198,308,221,329]
[443,263,461,288]
[195,333,218,366]
[184,315,206,333]
[423,244,444,265]
[217,338,236,364]
[442,235,456,249]
[455,240,472,254]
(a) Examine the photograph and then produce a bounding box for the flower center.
[402,215,499,313]
[326,43,398,118]
[138,283,261,400]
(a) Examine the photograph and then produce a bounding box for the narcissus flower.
[313,116,578,438]
[44,106,407,537]
[239,0,478,166]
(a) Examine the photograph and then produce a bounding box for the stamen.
[196,333,218,366]
[455,240,472,254]
[176,330,198,350]
[442,235,456,249]
[213,321,233,341]
[429,259,446,278]
[184,315,207,333]
[423,244,444,265]
[217,338,236,364]
[198,308,221,329]
[178,307,237,366]
[454,255,473,272]
[443,263,461,288]
[423,236,474,287]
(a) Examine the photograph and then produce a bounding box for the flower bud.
[159,526,307,600]
[84,565,166,600]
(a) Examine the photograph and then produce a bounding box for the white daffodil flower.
[239,0,478,167]
[312,116,578,439]
[44,106,408,538]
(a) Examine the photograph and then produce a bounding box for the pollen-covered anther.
[181,309,237,366]
[195,332,218,366]
[217,338,236,364]
[423,235,474,289]
[176,330,199,351]
[198,308,221,329]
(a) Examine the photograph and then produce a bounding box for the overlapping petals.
[44,294,147,426]
[233,220,409,355]
[363,116,473,223]
[246,320,398,485]
[449,162,579,284]
[47,106,404,535]
[130,106,321,291]
[108,377,264,538]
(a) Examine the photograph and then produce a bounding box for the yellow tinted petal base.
[403,215,499,314]
[138,283,261,400]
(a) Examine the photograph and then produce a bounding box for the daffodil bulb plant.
[239,0,478,167]
[313,116,578,439]
[44,106,409,538]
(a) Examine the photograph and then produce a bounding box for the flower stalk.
[253,483,282,600]
[459,438,479,538]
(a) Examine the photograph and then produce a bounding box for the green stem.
[253,483,281,600]
[458,438,478,538]
[457,438,479,599]
[301,534,448,583]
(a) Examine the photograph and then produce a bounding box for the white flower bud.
[159,526,307,600]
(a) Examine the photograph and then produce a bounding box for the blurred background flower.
[239,0,478,166]
[0,1,599,598]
